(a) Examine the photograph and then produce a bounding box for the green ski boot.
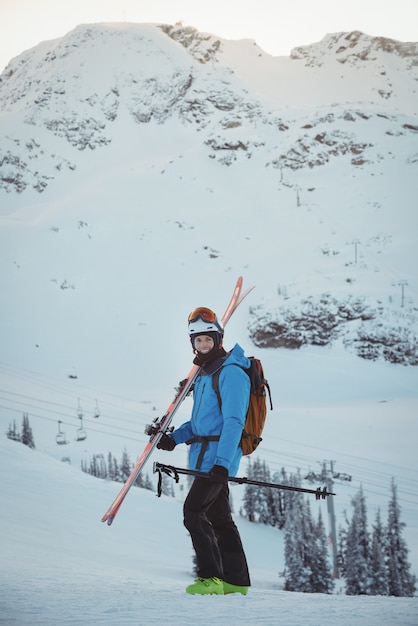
[223,582,249,595]
[186,577,224,595]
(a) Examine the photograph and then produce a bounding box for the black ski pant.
[183,477,250,586]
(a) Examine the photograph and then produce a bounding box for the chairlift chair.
[76,415,87,442]
[56,420,68,445]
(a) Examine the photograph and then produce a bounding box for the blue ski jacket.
[171,344,250,476]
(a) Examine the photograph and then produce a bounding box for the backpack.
[212,357,273,455]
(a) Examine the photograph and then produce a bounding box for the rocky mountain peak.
[291,30,418,68]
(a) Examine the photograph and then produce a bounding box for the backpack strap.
[211,368,222,409]
[212,363,244,410]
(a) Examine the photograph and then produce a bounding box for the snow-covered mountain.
[1,25,417,189]
[1,22,417,604]
[1,23,417,368]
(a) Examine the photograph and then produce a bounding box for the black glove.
[157,433,176,451]
[176,379,194,397]
[209,464,229,484]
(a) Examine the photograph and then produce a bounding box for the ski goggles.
[188,307,218,324]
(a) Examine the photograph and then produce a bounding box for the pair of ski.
[101,276,255,526]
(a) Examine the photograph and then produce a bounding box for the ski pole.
[153,462,335,499]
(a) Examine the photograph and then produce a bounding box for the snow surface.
[1,437,418,626]
[0,22,418,625]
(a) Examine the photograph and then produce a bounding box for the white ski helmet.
[188,307,224,347]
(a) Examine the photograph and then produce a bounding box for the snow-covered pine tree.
[90,454,107,478]
[369,508,389,595]
[6,419,21,442]
[284,488,310,592]
[142,474,154,491]
[241,458,287,526]
[344,485,370,595]
[120,448,132,483]
[89,455,100,477]
[160,472,175,497]
[386,478,416,597]
[240,481,256,521]
[270,467,287,529]
[311,508,334,593]
[240,457,259,522]
[107,451,120,482]
[21,413,35,449]
[252,457,272,524]
[283,472,323,592]
[337,516,349,579]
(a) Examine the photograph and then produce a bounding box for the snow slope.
[1,437,418,626]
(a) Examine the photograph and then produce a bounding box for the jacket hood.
[223,343,251,370]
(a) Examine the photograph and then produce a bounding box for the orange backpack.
[212,357,273,455]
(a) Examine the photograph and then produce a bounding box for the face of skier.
[194,335,215,354]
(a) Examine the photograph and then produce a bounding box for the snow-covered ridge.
[291,30,418,65]
[1,23,417,195]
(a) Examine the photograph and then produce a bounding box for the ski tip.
[101,513,114,525]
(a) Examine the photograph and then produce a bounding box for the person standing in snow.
[157,307,251,596]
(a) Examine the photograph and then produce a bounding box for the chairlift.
[76,415,87,442]
[77,398,83,419]
[56,420,68,445]
[93,399,100,419]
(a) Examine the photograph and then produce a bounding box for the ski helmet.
[188,307,224,348]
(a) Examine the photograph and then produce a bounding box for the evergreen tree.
[21,413,35,449]
[241,457,282,525]
[344,486,370,595]
[311,508,334,593]
[134,471,145,488]
[119,448,132,482]
[284,490,310,592]
[143,473,154,491]
[107,452,119,482]
[89,455,99,477]
[337,520,348,579]
[369,508,389,595]
[270,467,287,529]
[160,473,175,497]
[283,473,325,593]
[252,458,271,524]
[386,478,416,597]
[95,454,107,479]
[89,454,107,478]
[6,419,21,442]
[240,458,257,521]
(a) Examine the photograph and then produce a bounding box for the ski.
[101,276,254,525]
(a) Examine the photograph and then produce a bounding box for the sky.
[1,0,418,72]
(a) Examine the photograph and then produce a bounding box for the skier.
[157,306,251,596]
